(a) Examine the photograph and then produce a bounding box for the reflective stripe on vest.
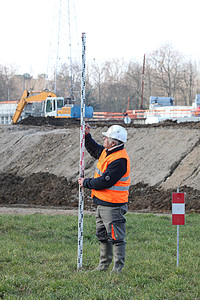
[95,167,103,176]
[107,185,130,191]
[91,148,131,204]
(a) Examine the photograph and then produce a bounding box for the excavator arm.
[12,90,57,124]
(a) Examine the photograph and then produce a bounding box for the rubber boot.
[92,242,113,271]
[112,244,126,272]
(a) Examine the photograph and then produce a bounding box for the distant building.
[0,102,19,124]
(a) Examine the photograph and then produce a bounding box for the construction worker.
[78,124,130,272]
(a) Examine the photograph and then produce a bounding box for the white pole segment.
[77,32,86,270]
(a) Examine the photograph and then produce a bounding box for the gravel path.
[0,206,95,216]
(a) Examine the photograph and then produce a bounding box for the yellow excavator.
[12,90,58,124]
[12,90,93,124]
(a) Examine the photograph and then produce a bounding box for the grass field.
[0,213,199,299]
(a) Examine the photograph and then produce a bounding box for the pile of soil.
[0,172,94,210]
[18,116,200,129]
[0,172,199,213]
[128,183,200,213]
[18,116,80,127]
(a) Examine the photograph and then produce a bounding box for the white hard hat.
[102,125,127,143]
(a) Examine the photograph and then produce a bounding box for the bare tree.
[56,62,81,100]
[102,59,129,111]
[89,59,129,111]
[90,60,105,108]
[178,60,197,106]
[123,60,143,109]
[0,65,18,101]
[147,44,183,103]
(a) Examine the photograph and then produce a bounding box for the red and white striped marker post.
[172,189,185,268]
[77,32,86,271]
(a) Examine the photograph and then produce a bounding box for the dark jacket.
[83,133,127,206]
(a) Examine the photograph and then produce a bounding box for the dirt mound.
[17,116,200,129]
[0,172,94,210]
[128,183,200,213]
[0,172,199,213]
[18,116,80,127]
[130,119,200,129]
[140,119,200,129]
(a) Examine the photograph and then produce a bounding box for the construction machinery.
[12,90,93,124]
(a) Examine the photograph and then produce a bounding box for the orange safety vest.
[91,148,130,204]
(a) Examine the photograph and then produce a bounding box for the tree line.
[0,44,199,111]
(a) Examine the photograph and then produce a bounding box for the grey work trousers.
[95,204,128,245]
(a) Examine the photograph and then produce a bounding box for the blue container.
[71,106,93,118]
[85,107,93,118]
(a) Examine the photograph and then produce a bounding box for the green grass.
[0,213,199,299]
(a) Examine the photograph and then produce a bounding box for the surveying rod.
[77,32,86,271]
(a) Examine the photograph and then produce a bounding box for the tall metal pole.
[77,32,86,271]
[68,0,74,101]
[55,0,62,93]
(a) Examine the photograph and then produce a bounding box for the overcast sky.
[0,0,199,77]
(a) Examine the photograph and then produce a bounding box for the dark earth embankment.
[0,172,200,213]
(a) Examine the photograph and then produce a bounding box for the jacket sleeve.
[85,133,104,159]
[83,158,127,190]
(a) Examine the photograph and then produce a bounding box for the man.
[78,124,130,272]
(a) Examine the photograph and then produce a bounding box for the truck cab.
[44,97,65,117]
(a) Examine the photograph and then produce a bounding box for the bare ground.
[0,116,200,214]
